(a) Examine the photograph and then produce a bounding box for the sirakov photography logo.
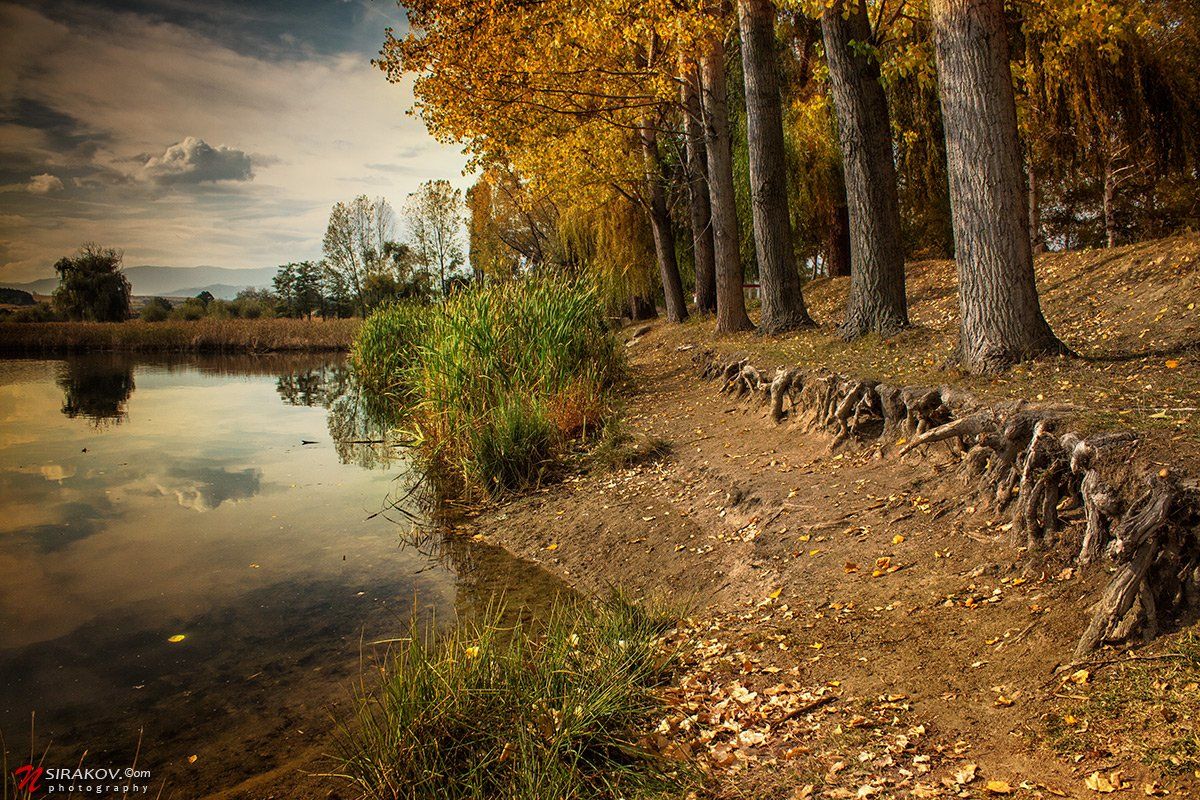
[11,764,152,795]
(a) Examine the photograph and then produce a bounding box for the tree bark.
[700,35,755,333]
[827,182,852,277]
[629,292,658,321]
[820,0,908,338]
[1028,157,1046,254]
[929,0,1065,372]
[639,120,689,323]
[682,62,717,314]
[737,0,813,333]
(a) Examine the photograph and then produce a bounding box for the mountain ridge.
[1,265,278,298]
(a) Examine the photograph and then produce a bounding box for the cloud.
[26,173,64,193]
[139,136,254,184]
[0,0,468,282]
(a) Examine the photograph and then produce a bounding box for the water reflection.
[57,356,135,425]
[0,354,564,795]
[277,361,407,470]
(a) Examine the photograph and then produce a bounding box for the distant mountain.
[1,265,278,298]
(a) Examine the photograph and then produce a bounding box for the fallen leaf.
[545,543,558,551]
[167,634,186,643]
[985,780,1013,795]
[1085,772,1116,793]
[892,534,905,544]
[1165,359,1179,369]
[187,755,198,764]
[1143,783,1168,796]
[1069,669,1091,685]
[954,763,978,785]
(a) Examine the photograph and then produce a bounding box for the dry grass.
[0,317,360,353]
[654,232,1200,462]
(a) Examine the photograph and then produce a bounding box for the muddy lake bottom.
[0,353,565,796]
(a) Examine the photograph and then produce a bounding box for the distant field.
[0,317,360,353]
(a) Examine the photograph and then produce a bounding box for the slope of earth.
[688,234,1198,464]
[470,237,1200,799]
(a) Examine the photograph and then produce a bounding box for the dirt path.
[473,329,1192,799]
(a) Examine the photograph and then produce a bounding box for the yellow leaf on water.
[167,634,186,643]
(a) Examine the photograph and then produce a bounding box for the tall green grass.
[331,597,692,800]
[352,277,623,495]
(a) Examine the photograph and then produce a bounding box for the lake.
[0,353,564,796]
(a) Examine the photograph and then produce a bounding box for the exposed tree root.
[695,350,1200,659]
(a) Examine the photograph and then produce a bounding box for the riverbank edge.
[0,319,359,353]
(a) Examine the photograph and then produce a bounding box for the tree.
[700,34,755,334]
[738,0,813,333]
[680,62,717,314]
[52,244,131,322]
[820,0,908,338]
[639,117,688,322]
[929,0,1065,372]
[323,195,396,314]
[406,179,464,295]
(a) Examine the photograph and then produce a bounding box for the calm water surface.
[0,353,563,794]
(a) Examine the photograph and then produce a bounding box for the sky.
[0,0,467,283]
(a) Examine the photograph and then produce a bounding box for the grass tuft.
[352,277,624,496]
[331,596,693,800]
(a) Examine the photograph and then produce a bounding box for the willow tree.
[738,0,813,333]
[381,0,689,321]
[819,0,908,338]
[930,0,1065,372]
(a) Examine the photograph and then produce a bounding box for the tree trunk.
[629,292,658,321]
[821,0,908,338]
[929,0,1065,372]
[738,0,813,334]
[682,62,717,314]
[827,189,852,278]
[1028,157,1045,254]
[1103,158,1117,249]
[700,36,755,333]
[640,119,689,323]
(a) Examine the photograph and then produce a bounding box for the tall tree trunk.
[639,120,689,323]
[738,0,813,333]
[682,62,717,314]
[821,0,908,338]
[929,0,1065,372]
[1102,157,1117,249]
[629,292,658,321]
[1028,157,1045,253]
[827,188,852,278]
[700,36,755,333]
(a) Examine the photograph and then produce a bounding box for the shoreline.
[0,318,359,354]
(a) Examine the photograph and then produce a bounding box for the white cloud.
[140,137,253,184]
[26,173,64,193]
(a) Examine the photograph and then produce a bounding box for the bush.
[333,596,690,800]
[171,298,206,321]
[52,244,131,322]
[352,276,623,496]
[140,297,172,322]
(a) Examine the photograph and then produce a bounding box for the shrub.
[333,596,691,800]
[140,297,172,322]
[51,244,131,322]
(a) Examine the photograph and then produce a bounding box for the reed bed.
[353,277,623,495]
[0,318,360,353]
[331,596,692,800]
